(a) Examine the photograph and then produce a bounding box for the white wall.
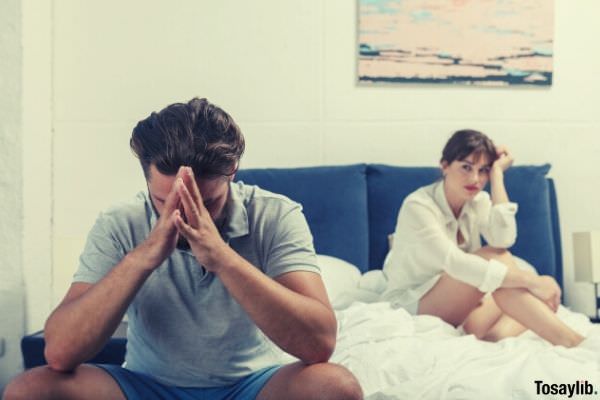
[0,0,595,385]
[0,0,25,390]
[49,0,600,317]
[22,0,52,339]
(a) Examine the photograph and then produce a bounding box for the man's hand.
[174,167,230,271]
[130,168,185,270]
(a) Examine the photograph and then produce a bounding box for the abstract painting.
[358,0,554,86]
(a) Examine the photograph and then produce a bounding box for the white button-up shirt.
[382,180,518,313]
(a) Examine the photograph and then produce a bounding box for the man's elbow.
[44,341,79,372]
[302,333,336,364]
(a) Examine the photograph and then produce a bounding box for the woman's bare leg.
[418,273,485,327]
[461,295,504,339]
[418,272,529,342]
[420,246,583,346]
[482,312,527,342]
[418,273,525,341]
[475,247,583,347]
[419,246,524,330]
[462,294,527,341]
[462,247,526,340]
[492,286,583,347]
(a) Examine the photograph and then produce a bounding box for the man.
[4,98,363,400]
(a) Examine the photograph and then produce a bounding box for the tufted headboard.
[236,163,562,286]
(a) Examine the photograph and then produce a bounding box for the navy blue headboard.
[20,163,563,372]
[236,164,369,270]
[236,164,562,285]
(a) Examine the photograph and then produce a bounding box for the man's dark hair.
[130,97,245,179]
[441,129,497,165]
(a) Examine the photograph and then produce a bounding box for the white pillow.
[316,255,361,304]
[358,269,388,293]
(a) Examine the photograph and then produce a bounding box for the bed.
[22,163,598,399]
[311,255,599,400]
[237,164,598,399]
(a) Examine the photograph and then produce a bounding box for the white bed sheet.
[334,302,598,399]
[274,302,600,399]
[307,257,599,398]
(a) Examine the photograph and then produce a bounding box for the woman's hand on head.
[492,145,514,173]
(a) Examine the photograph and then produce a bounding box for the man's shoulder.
[233,181,301,215]
[95,191,152,233]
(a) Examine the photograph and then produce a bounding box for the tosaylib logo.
[534,380,596,398]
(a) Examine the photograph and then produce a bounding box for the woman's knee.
[462,319,487,339]
[491,287,529,307]
[474,246,510,260]
[474,247,518,271]
[461,296,502,339]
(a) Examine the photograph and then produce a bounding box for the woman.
[382,129,584,347]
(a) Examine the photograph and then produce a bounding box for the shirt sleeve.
[261,202,320,278]
[474,192,518,249]
[72,212,126,284]
[395,200,507,293]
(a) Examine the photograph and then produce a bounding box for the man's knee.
[3,377,23,400]
[318,364,363,400]
[3,367,50,400]
[3,365,85,400]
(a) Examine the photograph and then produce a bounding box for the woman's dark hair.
[441,129,497,165]
[130,97,245,179]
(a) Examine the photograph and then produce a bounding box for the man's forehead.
[147,165,228,199]
[147,166,176,194]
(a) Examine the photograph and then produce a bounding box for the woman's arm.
[479,145,518,248]
[499,267,561,312]
[394,198,561,310]
[489,145,513,205]
[395,200,508,293]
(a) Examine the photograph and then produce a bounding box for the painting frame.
[357,0,554,87]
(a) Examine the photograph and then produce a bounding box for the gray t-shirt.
[73,181,320,387]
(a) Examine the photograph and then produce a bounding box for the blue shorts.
[96,364,281,400]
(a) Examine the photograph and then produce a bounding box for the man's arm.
[44,169,186,372]
[215,255,337,364]
[44,255,153,372]
[175,168,336,364]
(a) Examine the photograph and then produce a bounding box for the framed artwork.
[358,0,554,86]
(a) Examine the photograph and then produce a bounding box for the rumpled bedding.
[333,302,598,399]
[275,301,599,399]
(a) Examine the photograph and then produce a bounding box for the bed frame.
[21,163,562,368]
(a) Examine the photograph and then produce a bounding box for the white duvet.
[328,302,599,400]
[311,255,600,399]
